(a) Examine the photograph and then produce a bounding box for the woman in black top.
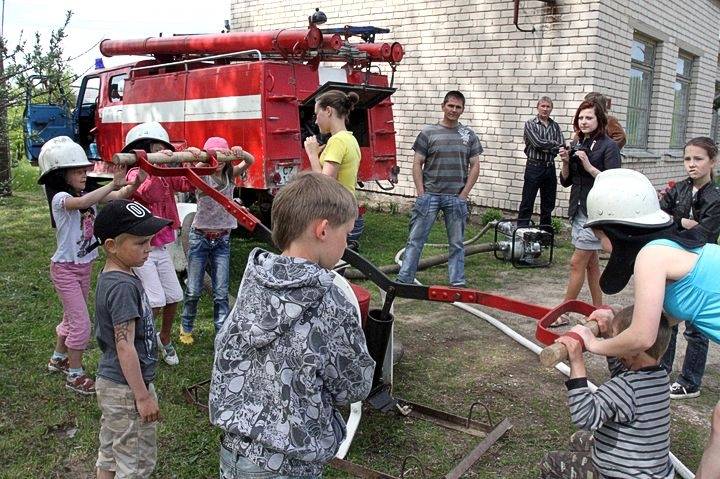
[553,100,621,326]
[659,136,720,398]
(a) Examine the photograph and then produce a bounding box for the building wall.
[231,0,720,216]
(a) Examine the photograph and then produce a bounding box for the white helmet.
[121,121,174,153]
[37,136,93,184]
[584,169,673,229]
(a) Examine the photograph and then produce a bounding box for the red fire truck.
[24,19,403,204]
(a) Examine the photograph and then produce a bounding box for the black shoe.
[669,382,700,399]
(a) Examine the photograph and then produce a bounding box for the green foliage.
[1,11,76,196]
[10,157,39,193]
[480,207,503,225]
[551,217,565,235]
[2,11,76,109]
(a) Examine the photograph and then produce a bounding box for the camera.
[568,142,588,161]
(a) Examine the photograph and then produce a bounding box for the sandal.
[66,374,96,395]
[548,314,571,328]
[48,357,70,375]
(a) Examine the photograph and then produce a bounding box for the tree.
[0,10,74,197]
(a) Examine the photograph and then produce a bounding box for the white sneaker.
[156,332,180,366]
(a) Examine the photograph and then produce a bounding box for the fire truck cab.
[24,24,403,199]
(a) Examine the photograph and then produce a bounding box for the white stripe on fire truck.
[100,95,262,124]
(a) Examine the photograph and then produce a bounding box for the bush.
[480,208,503,225]
[551,217,565,234]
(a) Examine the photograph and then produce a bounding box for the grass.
[0,159,710,478]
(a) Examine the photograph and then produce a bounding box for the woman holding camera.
[552,99,621,326]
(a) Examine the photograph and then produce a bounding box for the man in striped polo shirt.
[397,91,482,287]
[539,306,673,479]
[517,96,564,230]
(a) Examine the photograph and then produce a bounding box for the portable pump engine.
[493,219,554,268]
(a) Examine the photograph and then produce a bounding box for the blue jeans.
[219,444,320,479]
[660,321,709,390]
[347,215,365,243]
[180,229,231,333]
[397,193,468,286]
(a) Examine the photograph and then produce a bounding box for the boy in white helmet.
[567,168,720,477]
[124,121,194,366]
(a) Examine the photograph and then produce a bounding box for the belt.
[195,228,230,240]
[526,159,555,167]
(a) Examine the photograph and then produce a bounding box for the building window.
[627,35,655,148]
[670,52,693,148]
[712,82,720,145]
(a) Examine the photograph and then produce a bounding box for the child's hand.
[136,395,160,423]
[112,165,129,189]
[231,146,253,164]
[186,146,203,160]
[555,335,583,362]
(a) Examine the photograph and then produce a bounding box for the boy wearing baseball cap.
[92,199,171,479]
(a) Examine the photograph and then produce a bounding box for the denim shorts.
[570,211,601,251]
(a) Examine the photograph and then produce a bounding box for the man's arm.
[115,320,159,423]
[459,155,480,200]
[412,152,426,196]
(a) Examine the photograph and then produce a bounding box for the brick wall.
[231,0,720,216]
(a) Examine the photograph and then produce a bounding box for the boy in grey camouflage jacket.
[209,173,375,478]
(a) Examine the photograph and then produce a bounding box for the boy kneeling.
[540,305,673,479]
[210,172,376,478]
[93,200,172,478]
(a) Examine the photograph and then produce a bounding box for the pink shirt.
[127,168,193,246]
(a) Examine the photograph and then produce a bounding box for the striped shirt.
[413,123,482,195]
[566,360,672,479]
[524,116,564,164]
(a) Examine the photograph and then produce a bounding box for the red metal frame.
[129,156,599,349]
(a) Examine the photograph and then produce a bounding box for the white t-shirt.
[51,192,98,264]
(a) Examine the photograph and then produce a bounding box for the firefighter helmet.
[584,169,672,229]
[122,121,174,153]
[37,136,93,184]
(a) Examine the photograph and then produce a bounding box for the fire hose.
[115,149,694,478]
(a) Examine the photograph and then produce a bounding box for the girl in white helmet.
[39,136,145,395]
[565,167,720,478]
[123,122,194,366]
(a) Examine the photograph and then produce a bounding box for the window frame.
[626,34,656,149]
[108,74,128,103]
[670,51,694,148]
